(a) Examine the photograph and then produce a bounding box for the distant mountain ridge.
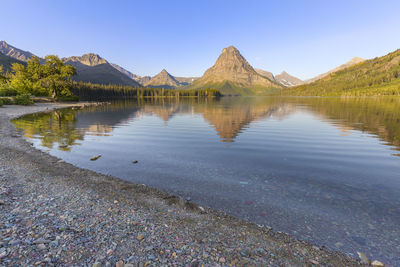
[305,57,365,83]
[175,76,199,85]
[64,53,107,66]
[282,50,400,96]
[110,63,142,81]
[0,41,35,62]
[275,71,304,87]
[63,53,141,87]
[254,68,275,82]
[254,69,304,87]
[0,52,26,72]
[189,46,283,95]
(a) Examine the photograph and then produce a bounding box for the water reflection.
[13,96,400,152]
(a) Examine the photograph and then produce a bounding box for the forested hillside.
[279,49,400,96]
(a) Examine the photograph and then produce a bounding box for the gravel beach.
[0,103,364,266]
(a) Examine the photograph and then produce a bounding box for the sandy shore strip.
[0,103,364,266]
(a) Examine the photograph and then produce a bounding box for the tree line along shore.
[0,55,221,107]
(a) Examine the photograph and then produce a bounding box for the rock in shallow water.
[90,155,102,161]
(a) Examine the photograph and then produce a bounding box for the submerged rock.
[90,154,102,161]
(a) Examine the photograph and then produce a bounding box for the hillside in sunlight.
[279,49,400,96]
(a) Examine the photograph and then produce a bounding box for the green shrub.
[0,99,3,107]
[13,94,33,105]
[0,84,18,96]
[56,95,79,102]
[0,97,13,105]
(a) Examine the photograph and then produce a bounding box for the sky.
[2,0,400,79]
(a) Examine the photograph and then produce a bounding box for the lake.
[13,97,400,265]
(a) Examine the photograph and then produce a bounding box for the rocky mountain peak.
[350,57,364,63]
[144,69,180,88]
[160,69,170,75]
[190,46,282,95]
[211,46,254,73]
[222,45,239,54]
[64,53,108,66]
[275,71,304,87]
[0,40,35,62]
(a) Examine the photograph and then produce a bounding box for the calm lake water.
[13,97,400,265]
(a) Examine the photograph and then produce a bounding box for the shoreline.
[0,103,364,266]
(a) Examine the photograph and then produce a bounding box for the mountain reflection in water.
[13,97,400,151]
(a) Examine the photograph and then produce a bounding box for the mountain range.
[1,40,395,96]
[0,41,303,89]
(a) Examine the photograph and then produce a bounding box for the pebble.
[132,160,138,164]
[137,234,144,241]
[0,251,7,259]
[148,254,155,260]
[37,244,46,250]
[371,260,385,266]
[357,252,370,265]
[33,238,51,244]
[92,263,102,267]
[116,260,124,267]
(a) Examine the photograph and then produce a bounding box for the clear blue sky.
[2,0,400,79]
